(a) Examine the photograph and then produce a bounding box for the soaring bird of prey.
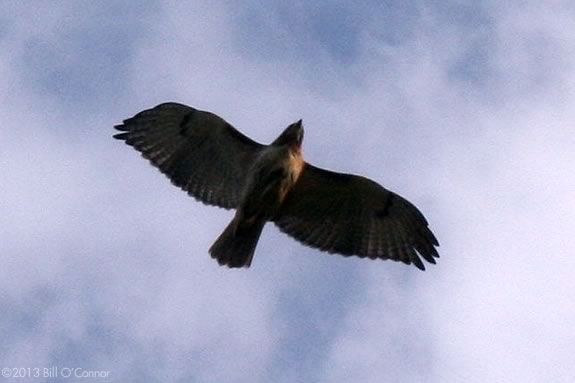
[114,103,439,270]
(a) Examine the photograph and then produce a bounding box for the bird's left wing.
[273,163,439,270]
[114,103,264,209]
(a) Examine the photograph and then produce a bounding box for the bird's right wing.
[114,103,264,209]
[274,163,439,270]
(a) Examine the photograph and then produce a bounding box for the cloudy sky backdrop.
[1,1,574,382]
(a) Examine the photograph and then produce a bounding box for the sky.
[1,1,574,382]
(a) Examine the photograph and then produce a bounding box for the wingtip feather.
[113,132,129,140]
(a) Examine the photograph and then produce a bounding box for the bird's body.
[114,102,439,270]
[210,135,305,267]
[241,143,304,220]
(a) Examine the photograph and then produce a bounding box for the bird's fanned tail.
[209,216,266,268]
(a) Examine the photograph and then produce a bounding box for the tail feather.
[209,217,265,268]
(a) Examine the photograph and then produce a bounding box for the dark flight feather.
[274,163,439,270]
[114,103,264,208]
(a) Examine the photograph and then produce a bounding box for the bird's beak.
[296,120,304,146]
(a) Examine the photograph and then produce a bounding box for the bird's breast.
[239,147,304,221]
[278,148,304,202]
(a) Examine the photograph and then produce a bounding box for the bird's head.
[273,119,304,149]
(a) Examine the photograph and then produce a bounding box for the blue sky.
[1,1,574,382]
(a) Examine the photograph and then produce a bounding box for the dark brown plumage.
[114,102,439,270]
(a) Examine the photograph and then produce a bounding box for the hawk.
[114,103,439,270]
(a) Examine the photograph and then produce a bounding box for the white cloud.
[1,1,574,382]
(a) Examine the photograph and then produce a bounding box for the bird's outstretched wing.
[274,163,439,270]
[114,103,264,209]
